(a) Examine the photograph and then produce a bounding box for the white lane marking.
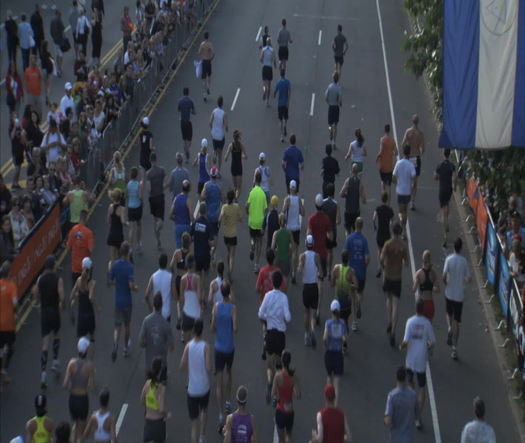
[375,0,442,442]
[293,13,358,20]
[318,29,323,46]
[310,93,315,117]
[231,87,240,111]
[116,403,128,435]
[255,26,262,42]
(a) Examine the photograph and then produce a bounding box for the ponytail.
[355,128,364,146]
[147,357,163,384]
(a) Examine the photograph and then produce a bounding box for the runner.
[340,163,366,235]
[219,190,243,280]
[373,192,394,278]
[260,37,277,107]
[170,179,194,249]
[63,336,95,442]
[144,253,175,322]
[139,117,154,172]
[325,72,342,149]
[256,249,284,304]
[178,87,196,161]
[272,213,293,280]
[224,130,247,201]
[146,152,167,251]
[139,293,174,382]
[399,297,435,430]
[277,18,292,71]
[384,366,417,442]
[274,69,291,142]
[126,166,144,256]
[191,202,212,282]
[298,235,321,346]
[322,145,340,197]
[413,250,439,322]
[322,183,341,272]
[180,319,211,443]
[345,129,367,174]
[343,217,369,332]
[443,237,471,360]
[282,180,304,283]
[70,257,97,343]
[67,209,94,287]
[272,349,301,443]
[208,261,224,305]
[401,114,425,210]
[259,25,270,48]
[206,95,228,170]
[434,148,457,247]
[106,188,126,280]
[332,24,348,74]
[211,280,237,432]
[331,250,358,331]
[198,31,215,101]
[110,242,138,362]
[201,166,222,264]
[25,394,54,443]
[168,153,190,199]
[282,134,304,192]
[392,145,416,236]
[266,195,280,251]
[376,124,397,204]
[170,232,191,332]
[460,397,496,443]
[246,171,268,273]
[141,357,168,443]
[193,138,211,194]
[0,262,17,385]
[258,271,291,404]
[33,255,64,389]
[108,151,126,191]
[254,152,271,202]
[223,385,257,443]
[179,254,203,343]
[380,222,409,347]
[83,388,117,443]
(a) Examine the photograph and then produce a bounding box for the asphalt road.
[1,0,521,442]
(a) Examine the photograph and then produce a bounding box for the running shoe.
[386,323,392,334]
[284,127,287,137]
[389,333,396,348]
[352,321,359,332]
[51,359,60,374]
[451,348,458,360]
[415,419,423,430]
[356,306,362,319]
[249,246,254,261]
[111,345,117,362]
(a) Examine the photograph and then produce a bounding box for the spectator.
[0,216,16,264]
[9,197,29,245]
[93,98,106,131]
[92,0,105,17]
[25,176,44,222]
[18,14,35,71]
[460,397,496,443]
[510,239,525,287]
[26,109,44,151]
[40,175,59,208]
[69,0,82,58]
[5,10,19,64]
[60,82,75,119]
[30,4,45,56]
[121,6,134,53]
[9,113,27,190]
[21,196,35,229]
[50,10,65,77]
[42,119,67,167]
[0,174,12,218]
[75,9,91,57]
[506,212,525,250]
[5,62,24,114]
[40,40,54,104]
[91,9,103,66]
[24,54,43,117]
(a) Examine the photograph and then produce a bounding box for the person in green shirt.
[272,213,292,278]
[245,171,268,273]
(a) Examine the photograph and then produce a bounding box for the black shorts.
[324,350,344,376]
[114,306,132,327]
[328,105,340,125]
[278,46,289,61]
[439,188,453,208]
[265,329,285,357]
[250,227,262,239]
[344,211,359,233]
[143,418,166,442]
[0,331,15,348]
[357,278,366,293]
[262,65,273,82]
[406,369,426,388]
[278,106,289,121]
[69,394,89,421]
[302,283,319,310]
[215,350,234,373]
[195,256,210,272]
[149,194,165,219]
[380,171,393,186]
[181,312,197,332]
[446,298,463,323]
[334,55,344,66]
[224,236,237,246]
[41,308,61,336]
[187,391,210,420]
[275,409,294,432]
[208,222,218,240]
[212,138,225,152]
[201,59,212,79]
[397,194,411,205]
[180,120,193,141]
[77,314,95,338]
[127,206,143,222]
[383,278,402,298]
[291,230,300,245]
[276,258,291,277]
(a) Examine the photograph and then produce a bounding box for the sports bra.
[94,410,111,441]
[419,268,434,292]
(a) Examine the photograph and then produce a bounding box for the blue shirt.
[385,385,417,443]
[344,232,369,281]
[274,78,291,107]
[283,145,304,181]
[325,318,347,351]
[111,259,134,308]
[215,302,234,353]
[205,181,221,222]
[177,96,194,122]
[198,153,210,184]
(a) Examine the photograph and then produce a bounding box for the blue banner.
[498,250,511,316]
[485,222,497,285]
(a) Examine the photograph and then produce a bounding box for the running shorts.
[69,394,89,421]
[149,194,165,219]
[423,299,435,321]
[180,120,193,141]
[302,283,319,310]
[262,65,273,82]
[215,350,234,373]
[224,236,237,246]
[383,278,402,298]
[397,194,411,205]
[275,409,294,432]
[278,106,288,121]
[446,298,463,323]
[334,55,344,66]
[143,418,166,442]
[114,306,132,327]
[380,171,393,186]
[127,205,143,222]
[278,46,289,61]
[201,59,212,78]
[41,308,61,336]
[439,188,453,208]
[324,350,344,376]
[265,329,285,357]
[407,369,426,388]
[187,391,210,419]
[328,105,340,125]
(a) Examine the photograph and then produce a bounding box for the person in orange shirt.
[0,261,18,384]
[24,54,42,117]
[376,124,398,205]
[67,209,94,286]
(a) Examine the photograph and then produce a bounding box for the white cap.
[259,152,266,160]
[81,257,92,269]
[315,193,324,207]
[97,89,105,96]
[289,180,297,190]
[306,234,314,246]
[330,299,341,312]
[65,82,73,90]
[10,437,24,443]
[201,138,208,147]
[142,116,150,126]
[77,336,90,354]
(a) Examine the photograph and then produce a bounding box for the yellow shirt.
[220,203,242,238]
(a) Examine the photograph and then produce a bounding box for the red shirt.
[320,407,345,443]
[256,265,286,303]
[308,211,332,259]
[67,223,94,273]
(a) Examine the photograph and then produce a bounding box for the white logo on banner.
[482,0,518,35]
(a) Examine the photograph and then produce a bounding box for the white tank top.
[94,410,111,442]
[212,276,223,304]
[183,274,200,319]
[188,339,209,396]
[351,140,366,163]
[152,269,173,319]
[303,250,318,284]
[210,107,225,141]
[262,46,274,66]
[286,195,300,231]
[257,166,270,192]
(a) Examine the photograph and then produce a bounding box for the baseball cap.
[324,384,336,401]
[65,82,72,90]
[315,193,324,207]
[330,299,341,312]
[210,166,218,177]
[201,138,208,148]
[82,257,92,270]
[306,234,314,246]
[142,116,150,126]
[289,180,297,190]
[9,437,24,443]
[259,152,266,160]
[78,336,90,354]
[271,195,279,206]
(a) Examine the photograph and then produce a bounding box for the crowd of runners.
[0,12,499,443]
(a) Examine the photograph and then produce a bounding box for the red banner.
[466,179,479,213]
[9,202,62,296]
